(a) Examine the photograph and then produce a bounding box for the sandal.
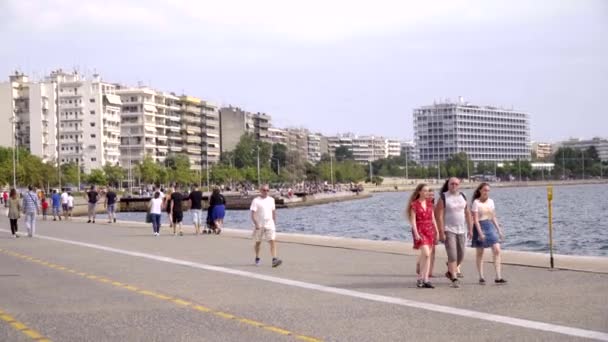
[479,278,486,285]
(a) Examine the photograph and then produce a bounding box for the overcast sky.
[1,0,606,142]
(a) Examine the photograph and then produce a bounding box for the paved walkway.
[0,216,606,341]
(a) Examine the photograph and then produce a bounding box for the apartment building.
[179,96,220,170]
[386,139,402,158]
[327,133,390,163]
[268,127,288,146]
[560,137,608,161]
[414,98,530,165]
[531,142,553,160]
[400,140,417,161]
[307,133,323,163]
[219,106,271,152]
[48,70,122,172]
[117,87,180,168]
[0,72,59,162]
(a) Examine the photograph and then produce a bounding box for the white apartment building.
[327,133,389,163]
[531,142,553,160]
[414,98,531,165]
[0,72,59,162]
[268,127,288,146]
[117,87,180,168]
[400,140,417,161]
[49,70,122,172]
[179,96,220,171]
[307,133,323,163]
[387,139,402,158]
[560,137,608,161]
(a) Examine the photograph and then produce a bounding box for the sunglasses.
[261,189,269,192]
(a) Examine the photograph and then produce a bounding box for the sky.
[1,0,607,142]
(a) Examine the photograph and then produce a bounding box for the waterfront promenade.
[0,216,606,341]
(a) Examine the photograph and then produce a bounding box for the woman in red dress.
[406,183,439,288]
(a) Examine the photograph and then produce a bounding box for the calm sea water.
[117,184,608,257]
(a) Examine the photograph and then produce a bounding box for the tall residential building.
[307,133,323,163]
[413,98,531,165]
[219,106,271,152]
[117,87,180,168]
[400,140,417,161]
[560,137,608,161]
[386,139,402,158]
[0,72,59,162]
[179,96,220,170]
[268,127,288,145]
[327,133,389,163]
[49,70,122,172]
[285,128,309,159]
[531,142,553,160]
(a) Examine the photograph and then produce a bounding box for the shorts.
[444,231,466,263]
[191,209,203,226]
[62,203,69,212]
[252,227,276,242]
[107,204,115,213]
[172,211,183,224]
[88,203,97,216]
[52,206,61,216]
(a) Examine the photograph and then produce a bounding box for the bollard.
[547,186,554,269]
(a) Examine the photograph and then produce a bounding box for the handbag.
[145,212,152,223]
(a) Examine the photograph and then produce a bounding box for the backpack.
[440,191,467,206]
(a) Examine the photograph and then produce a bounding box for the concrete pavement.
[0,216,606,341]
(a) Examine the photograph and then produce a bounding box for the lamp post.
[256,145,261,187]
[10,116,18,189]
[405,148,409,180]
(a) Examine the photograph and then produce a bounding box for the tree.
[271,143,288,174]
[334,145,354,162]
[137,155,160,185]
[61,162,79,187]
[87,169,107,185]
[165,153,193,185]
[445,152,471,179]
[103,163,126,188]
[232,134,272,168]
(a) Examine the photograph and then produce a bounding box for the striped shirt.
[22,191,39,213]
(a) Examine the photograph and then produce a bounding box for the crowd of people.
[4,177,507,276]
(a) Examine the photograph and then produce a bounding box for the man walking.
[61,189,69,220]
[22,186,40,237]
[170,186,184,236]
[250,184,282,267]
[51,189,62,221]
[436,177,473,288]
[187,185,204,235]
[105,186,118,223]
[86,185,99,223]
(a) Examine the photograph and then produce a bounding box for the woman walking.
[209,187,226,234]
[7,189,21,238]
[148,191,163,236]
[471,182,507,284]
[406,184,439,289]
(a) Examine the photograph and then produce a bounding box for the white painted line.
[3,229,607,341]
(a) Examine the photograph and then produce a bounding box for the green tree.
[87,169,107,185]
[271,143,288,174]
[137,155,160,185]
[232,134,272,168]
[103,163,126,188]
[165,154,194,185]
[334,145,354,162]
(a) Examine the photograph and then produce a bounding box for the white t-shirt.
[67,196,74,208]
[149,198,163,214]
[443,192,467,234]
[250,196,276,229]
[471,198,495,221]
[61,192,69,204]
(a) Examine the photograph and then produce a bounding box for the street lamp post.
[10,116,17,189]
[256,145,261,187]
[405,148,409,180]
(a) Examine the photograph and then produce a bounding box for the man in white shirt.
[61,190,69,220]
[250,184,282,267]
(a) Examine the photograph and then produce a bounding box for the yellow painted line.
[263,326,293,335]
[295,335,323,342]
[0,307,52,341]
[193,305,212,312]
[238,318,264,327]
[0,249,323,341]
[214,311,236,319]
[172,299,192,307]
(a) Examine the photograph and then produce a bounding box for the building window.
[91,158,97,162]
[90,98,95,103]
[90,123,95,127]
[91,134,96,138]
[90,110,95,115]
